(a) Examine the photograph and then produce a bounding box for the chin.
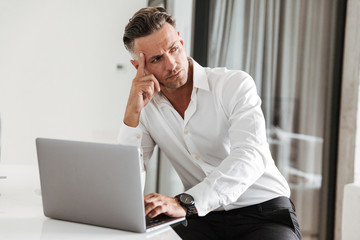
[174,76,188,88]
[164,75,187,89]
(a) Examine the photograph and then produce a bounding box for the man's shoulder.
[204,67,254,92]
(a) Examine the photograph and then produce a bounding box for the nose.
[164,54,176,72]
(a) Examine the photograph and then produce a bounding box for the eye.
[171,46,179,52]
[151,56,161,63]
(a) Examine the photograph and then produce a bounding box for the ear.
[178,32,184,46]
[130,59,139,70]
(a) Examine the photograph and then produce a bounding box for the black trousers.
[172,197,301,240]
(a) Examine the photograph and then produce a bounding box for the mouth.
[167,70,182,80]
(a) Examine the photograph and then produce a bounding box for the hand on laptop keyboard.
[146,214,172,228]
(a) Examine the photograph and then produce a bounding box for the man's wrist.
[123,113,140,127]
[179,205,197,214]
[175,193,196,217]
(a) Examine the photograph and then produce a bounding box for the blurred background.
[0,1,354,240]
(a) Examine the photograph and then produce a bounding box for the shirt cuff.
[117,122,143,147]
[185,181,222,216]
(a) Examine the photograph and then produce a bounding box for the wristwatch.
[175,193,195,217]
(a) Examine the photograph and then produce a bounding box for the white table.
[0,164,181,240]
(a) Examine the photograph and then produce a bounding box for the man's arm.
[124,52,160,127]
[185,73,271,216]
[118,52,160,161]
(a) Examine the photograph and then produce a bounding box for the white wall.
[335,0,360,239]
[0,0,147,165]
[167,0,194,57]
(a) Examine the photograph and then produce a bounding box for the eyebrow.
[148,40,179,62]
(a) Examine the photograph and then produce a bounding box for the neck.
[162,58,194,118]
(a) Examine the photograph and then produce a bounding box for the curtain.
[208,0,339,238]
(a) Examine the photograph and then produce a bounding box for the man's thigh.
[227,208,301,240]
[240,223,299,240]
[173,217,299,240]
[172,202,301,240]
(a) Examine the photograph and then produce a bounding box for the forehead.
[133,23,179,57]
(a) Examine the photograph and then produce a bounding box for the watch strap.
[175,194,195,217]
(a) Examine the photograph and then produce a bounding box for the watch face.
[180,194,194,204]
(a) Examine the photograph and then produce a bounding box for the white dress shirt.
[118,59,290,217]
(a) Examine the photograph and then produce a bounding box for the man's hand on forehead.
[123,51,161,127]
[135,52,160,90]
[136,52,146,76]
[136,52,150,74]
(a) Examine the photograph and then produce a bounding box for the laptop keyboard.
[146,214,172,228]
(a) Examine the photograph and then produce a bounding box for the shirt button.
[136,134,141,139]
[184,130,189,135]
[195,155,200,160]
[207,207,211,211]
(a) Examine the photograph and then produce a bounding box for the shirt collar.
[191,58,210,91]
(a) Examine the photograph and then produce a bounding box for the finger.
[136,81,155,96]
[140,75,160,92]
[144,193,161,204]
[144,193,162,215]
[148,206,164,218]
[136,52,146,78]
[144,193,156,200]
[145,199,160,216]
[152,76,161,92]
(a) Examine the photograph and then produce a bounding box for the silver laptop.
[36,138,185,233]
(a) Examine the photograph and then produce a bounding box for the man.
[118,7,301,240]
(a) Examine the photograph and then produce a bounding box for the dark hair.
[123,7,176,52]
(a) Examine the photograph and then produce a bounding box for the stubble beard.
[162,69,187,89]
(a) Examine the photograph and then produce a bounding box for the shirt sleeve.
[117,119,156,169]
[186,73,269,216]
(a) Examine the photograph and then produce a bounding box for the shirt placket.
[183,89,206,168]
